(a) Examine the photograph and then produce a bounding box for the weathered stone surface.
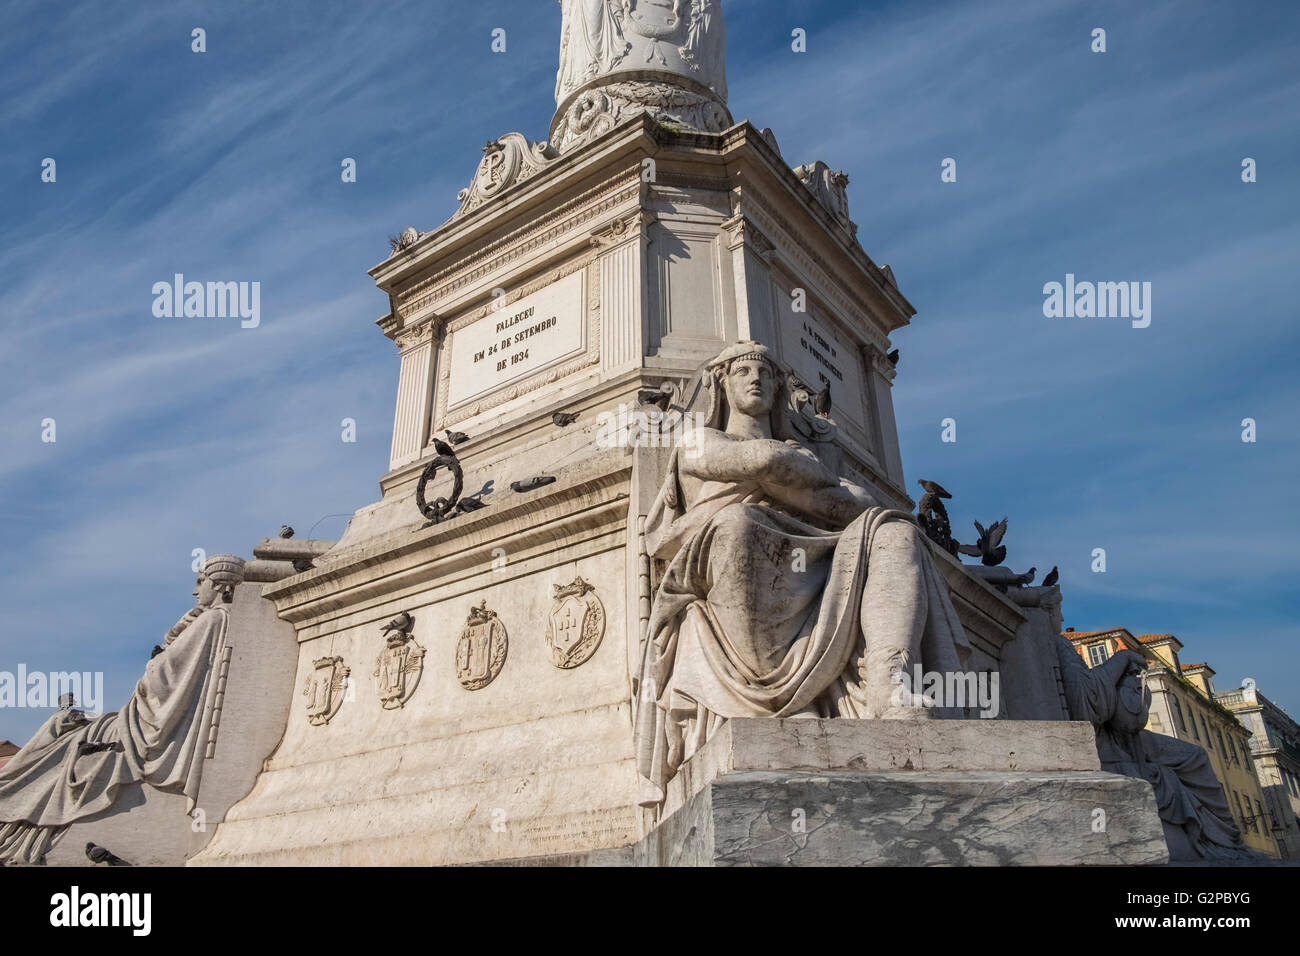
[662,769,1166,866]
[489,718,1165,866]
[662,717,1102,821]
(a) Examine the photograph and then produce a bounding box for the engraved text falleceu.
[445,271,586,409]
[456,601,508,690]
[546,576,606,669]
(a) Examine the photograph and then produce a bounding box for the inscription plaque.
[446,271,586,408]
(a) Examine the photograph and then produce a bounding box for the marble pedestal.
[499,719,1169,866]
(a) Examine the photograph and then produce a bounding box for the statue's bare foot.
[876,704,933,720]
[868,690,934,719]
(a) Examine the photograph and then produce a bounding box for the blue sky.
[1,0,1296,743]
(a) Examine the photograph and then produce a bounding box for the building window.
[1201,715,1213,747]
[1170,697,1187,733]
[1255,799,1265,834]
[1088,643,1110,667]
[1216,728,1229,761]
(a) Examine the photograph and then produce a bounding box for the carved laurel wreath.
[415,454,463,524]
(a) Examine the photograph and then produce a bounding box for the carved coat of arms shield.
[545,576,606,669]
[456,601,508,690]
[303,656,350,726]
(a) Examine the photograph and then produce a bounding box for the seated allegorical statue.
[0,555,244,865]
[633,341,972,806]
[1052,638,1263,861]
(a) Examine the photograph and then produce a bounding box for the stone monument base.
[496,719,1169,866]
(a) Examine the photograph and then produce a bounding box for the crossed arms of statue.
[681,428,882,529]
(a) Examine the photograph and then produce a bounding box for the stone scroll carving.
[455,601,508,690]
[303,656,350,726]
[546,576,606,669]
[793,161,857,239]
[373,613,425,710]
[453,134,558,221]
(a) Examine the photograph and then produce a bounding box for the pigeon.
[813,382,831,417]
[552,411,580,427]
[960,518,1008,566]
[1042,566,1059,587]
[456,497,486,514]
[917,479,952,500]
[887,349,900,366]
[637,382,675,412]
[78,741,118,757]
[432,438,456,458]
[382,612,414,636]
[445,429,469,445]
[279,525,295,538]
[292,558,315,573]
[511,476,557,493]
[150,644,165,659]
[85,843,130,867]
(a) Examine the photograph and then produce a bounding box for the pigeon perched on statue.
[637,382,675,412]
[85,843,130,866]
[381,612,414,637]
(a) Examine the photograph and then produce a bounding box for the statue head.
[194,554,246,607]
[701,341,793,439]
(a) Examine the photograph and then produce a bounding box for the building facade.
[1064,627,1281,858]
[1214,683,1300,860]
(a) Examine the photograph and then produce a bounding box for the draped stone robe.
[633,448,971,807]
[1052,633,1258,861]
[0,606,230,864]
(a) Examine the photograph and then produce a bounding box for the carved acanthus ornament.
[394,318,442,351]
[590,209,653,249]
[721,214,775,258]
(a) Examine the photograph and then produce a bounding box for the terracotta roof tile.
[1134,632,1184,647]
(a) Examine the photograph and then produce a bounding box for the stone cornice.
[263,451,632,631]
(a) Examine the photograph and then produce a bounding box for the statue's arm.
[758,479,870,529]
[680,430,838,488]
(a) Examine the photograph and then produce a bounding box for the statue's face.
[193,574,220,608]
[723,358,775,419]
